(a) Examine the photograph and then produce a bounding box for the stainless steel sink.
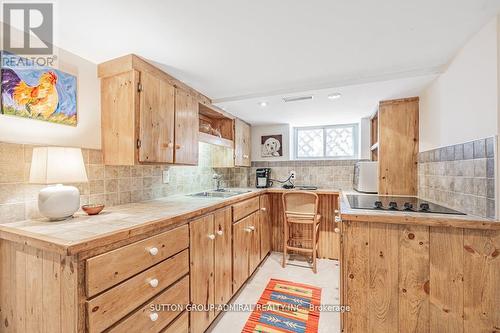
[188,190,250,198]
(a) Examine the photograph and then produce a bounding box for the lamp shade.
[29,147,88,184]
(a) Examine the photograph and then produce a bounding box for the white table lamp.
[29,147,88,221]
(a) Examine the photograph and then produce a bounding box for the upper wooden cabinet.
[234,119,251,167]
[371,97,419,195]
[98,54,204,165]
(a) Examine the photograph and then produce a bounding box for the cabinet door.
[138,71,175,163]
[259,194,272,260]
[174,89,199,165]
[248,212,261,273]
[234,119,251,167]
[190,215,215,333]
[214,207,233,312]
[232,217,251,293]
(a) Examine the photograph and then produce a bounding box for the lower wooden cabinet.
[259,194,272,260]
[232,211,260,292]
[190,207,232,333]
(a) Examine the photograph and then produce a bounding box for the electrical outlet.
[162,170,170,184]
[290,170,296,180]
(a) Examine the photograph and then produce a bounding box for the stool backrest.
[282,191,319,223]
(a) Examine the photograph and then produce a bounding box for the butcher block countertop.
[0,187,497,255]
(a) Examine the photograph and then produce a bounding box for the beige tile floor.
[208,252,341,333]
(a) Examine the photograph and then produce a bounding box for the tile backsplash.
[0,142,248,223]
[417,137,496,218]
[250,160,357,189]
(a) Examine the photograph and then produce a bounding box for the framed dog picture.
[261,134,283,157]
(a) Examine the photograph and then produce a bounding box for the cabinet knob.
[243,154,249,159]
[148,247,159,256]
[249,226,255,231]
[208,234,216,240]
[335,216,342,223]
[175,144,181,149]
[217,230,223,236]
[149,312,159,322]
[244,228,252,233]
[334,227,340,233]
[149,278,159,288]
[260,207,267,211]
[334,209,339,214]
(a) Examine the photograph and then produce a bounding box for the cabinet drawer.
[232,197,259,222]
[161,311,189,333]
[87,250,189,333]
[86,224,189,297]
[108,275,189,333]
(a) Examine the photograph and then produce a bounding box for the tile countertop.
[0,187,498,256]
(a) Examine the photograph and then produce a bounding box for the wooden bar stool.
[282,191,321,273]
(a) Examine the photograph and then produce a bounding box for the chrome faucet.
[213,173,224,192]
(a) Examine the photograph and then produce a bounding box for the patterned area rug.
[242,279,322,333]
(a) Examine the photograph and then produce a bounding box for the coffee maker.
[255,168,272,188]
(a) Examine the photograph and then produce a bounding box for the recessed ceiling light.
[259,101,268,107]
[328,93,342,100]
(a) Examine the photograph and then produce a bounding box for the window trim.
[293,123,359,160]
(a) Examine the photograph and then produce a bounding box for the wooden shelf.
[199,132,234,149]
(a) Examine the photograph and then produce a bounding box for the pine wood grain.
[234,119,251,167]
[174,88,199,165]
[232,196,259,222]
[259,194,272,259]
[161,311,189,333]
[214,208,233,311]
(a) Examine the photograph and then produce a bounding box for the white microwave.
[353,161,378,193]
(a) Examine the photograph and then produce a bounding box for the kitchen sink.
[188,190,250,198]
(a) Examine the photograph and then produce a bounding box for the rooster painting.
[1,53,77,126]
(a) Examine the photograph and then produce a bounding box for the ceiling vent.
[282,95,313,103]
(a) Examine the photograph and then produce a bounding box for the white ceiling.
[215,75,438,126]
[53,0,500,124]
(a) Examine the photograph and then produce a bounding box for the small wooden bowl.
[82,204,105,216]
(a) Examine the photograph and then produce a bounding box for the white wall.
[419,17,499,151]
[0,25,101,149]
[251,124,291,161]
[359,117,371,159]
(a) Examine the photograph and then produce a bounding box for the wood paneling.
[232,215,251,292]
[0,240,78,333]
[138,71,175,163]
[86,250,189,333]
[270,193,340,259]
[234,119,251,167]
[463,229,500,333]
[214,208,233,313]
[248,212,261,273]
[86,224,188,297]
[174,88,199,165]
[259,194,272,259]
[398,225,429,333]
[101,70,138,165]
[232,196,260,222]
[378,97,419,195]
[342,220,500,333]
[108,276,189,333]
[189,215,215,333]
[161,311,189,333]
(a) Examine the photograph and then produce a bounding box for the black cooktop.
[347,194,466,215]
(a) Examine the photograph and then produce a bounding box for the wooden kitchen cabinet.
[174,89,199,165]
[234,118,251,167]
[259,194,272,260]
[99,54,205,165]
[190,207,232,333]
[232,211,260,292]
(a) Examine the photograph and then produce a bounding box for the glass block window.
[294,124,358,159]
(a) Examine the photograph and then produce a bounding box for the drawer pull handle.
[150,312,159,322]
[217,230,223,236]
[149,278,159,288]
[261,207,267,211]
[334,227,340,233]
[148,247,159,256]
[248,226,255,231]
[208,234,216,240]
